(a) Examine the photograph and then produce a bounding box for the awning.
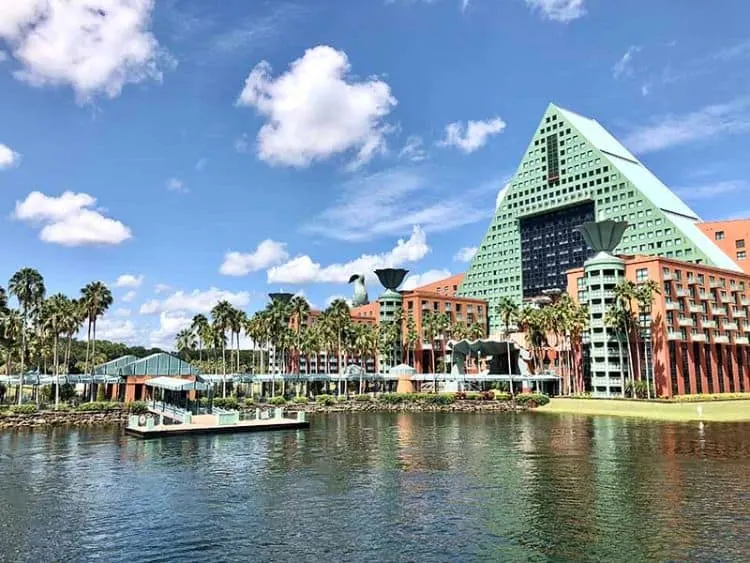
[145,377,208,391]
[449,339,518,356]
[389,363,417,376]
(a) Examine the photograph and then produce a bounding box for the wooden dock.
[125,413,310,439]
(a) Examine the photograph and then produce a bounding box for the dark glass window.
[519,201,595,298]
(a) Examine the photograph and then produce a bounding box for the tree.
[496,296,519,397]
[176,328,196,361]
[191,314,209,362]
[636,280,660,399]
[211,300,233,397]
[43,293,70,408]
[326,299,351,395]
[289,295,311,375]
[405,313,418,367]
[422,312,438,390]
[605,304,631,398]
[614,280,639,394]
[80,281,113,400]
[9,268,46,404]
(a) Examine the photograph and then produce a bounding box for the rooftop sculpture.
[348,274,369,306]
[577,219,629,257]
[374,268,408,292]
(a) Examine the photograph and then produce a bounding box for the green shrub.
[494,392,511,402]
[10,404,38,415]
[354,394,373,402]
[212,397,238,409]
[379,393,406,404]
[337,395,348,402]
[424,393,455,405]
[316,394,336,406]
[244,398,256,407]
[199,397,210,407]
[126,401,149,415]
[96,386,106,402]
[75,401,121,412]
[515,393,550,407]
[292,396,309,404]
[269,396,287,406]
[671,393,750,403]
[465,392,480,401]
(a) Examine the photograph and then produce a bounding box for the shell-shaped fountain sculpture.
[577,220,629,254]
[268,292,294,304]
[374,268,409,291]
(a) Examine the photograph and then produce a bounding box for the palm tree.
[568,302,589,394]
[636,280,660,399]
[496,296,519,397]
[614,280,639,394]
[422,312,438,389]
[434,312,451,375]
[289,296,311,375]
[2,309,23,378]
[228,307,246,373]
[191,314,209,362]
[405,313,418,367]
[176,328,196,361]
[62,298,84,374]
[43,293,70,408]
[80,281,113,400]
[9,268,46,404]
[211,300,234,397]
[327,299,351,394]
[605,304,630,398]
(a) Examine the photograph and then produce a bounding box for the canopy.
[145,377,208,392]
[341,364,366,376]
[389,363,417,376]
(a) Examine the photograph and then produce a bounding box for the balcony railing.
[678,318,694,327]
[719,294,733,304]
[698,290,713,300]
[734,336,749,345]
[687,276,698,285]
[722,321,738,331]
[741,297,750,307]
[689,304,704,314]
[701,320,717,329]
[712,335,730,344]
[676,288,690,298]
[665,301,680,311]
[732,309,747,319]
[662,271,673,281]
[667,331,683,341]
[690,333,707,342]
[710,280,724,289]
[712,307,727,316]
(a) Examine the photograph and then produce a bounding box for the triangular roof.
[459,103,741,332]
[95,353,199,376]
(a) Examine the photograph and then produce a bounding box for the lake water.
[1,412,749,562]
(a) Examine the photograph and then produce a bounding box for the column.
[687,343,698,395]
[698,344,710,394]
[675,344,687,396]
[708,345,720,394]
[739,346,750,393]
[728,345,740,393]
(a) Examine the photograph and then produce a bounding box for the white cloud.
[613,46,640,79]
[236,45,396,168]
[234,133,250,153]
[94,317,139,344]
[325,294,352,308]
[122,290,137,302]
[148,311,191,350]
[623,99,750,154]
[140,287,251,315]
[454,247,477,262]
[0,50,7,62]
[304,168,496,242]
[524,0,586,22]
[13,191,132,246]
[113,308,131,317]
[461,0,471,12]
[0,143,21,169]
[676,180,749,201]
[400,269,452,291]
[398,135,427,162]
[438,117,506,153]
[195,158,207,171]
[115,274,143,288]
[154,283,172,294]
[220,239,289,276]
[166,177,187,192]
[268,225,430,285]
[0,0,172,102]
[641,83,650,97]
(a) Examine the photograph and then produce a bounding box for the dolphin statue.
[348,274,369,306]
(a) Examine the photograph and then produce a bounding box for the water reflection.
[0,414,748,562]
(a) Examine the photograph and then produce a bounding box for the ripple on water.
[0,414,749,562]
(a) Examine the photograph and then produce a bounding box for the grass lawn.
[537,398,750,422]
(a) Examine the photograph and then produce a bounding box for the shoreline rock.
[0,400,531,431]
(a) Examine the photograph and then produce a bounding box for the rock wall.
[0,410,129,430]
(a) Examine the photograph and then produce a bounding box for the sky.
[1,0,749,349]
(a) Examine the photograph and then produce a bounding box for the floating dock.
[125,408,310,439]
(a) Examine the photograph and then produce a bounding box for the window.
[738,250,747,261]
[737,239,746,249]
[636,268,648,283]
[715,231,725,240]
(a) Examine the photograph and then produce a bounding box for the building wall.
[408,274,464,297]
[698,219,749,274]
[568,256,750,397]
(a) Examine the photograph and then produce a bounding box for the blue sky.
[1,0,749,348]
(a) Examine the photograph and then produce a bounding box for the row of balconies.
[668,332,749,345]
